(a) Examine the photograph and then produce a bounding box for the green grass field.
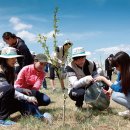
[0,74,130,130]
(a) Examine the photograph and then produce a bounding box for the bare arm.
[94,76,113,87]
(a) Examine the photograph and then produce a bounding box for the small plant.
[38,7,73,126]
[37,7,61,78]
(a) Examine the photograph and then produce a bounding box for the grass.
[0,74,130,130]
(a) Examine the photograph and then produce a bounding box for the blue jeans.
[31,90,51,106]
[112,91,130,109]
[21,102,42,116]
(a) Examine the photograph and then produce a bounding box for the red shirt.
[14,64,45,91]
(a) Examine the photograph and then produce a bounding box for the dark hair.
[2,32,16,40]
[112,51,130,95]
[73,56,86,60]
[0,58,15,85]
[109,54,114,58]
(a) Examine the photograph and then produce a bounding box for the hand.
[102,88,111,99]
[23,89,32,95]
[85,76,94,84]
[106,88,113,96]
[94,76,105,82]
[27,96,38,105]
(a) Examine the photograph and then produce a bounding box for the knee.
[44,97,51,106]
[111,92,118,102]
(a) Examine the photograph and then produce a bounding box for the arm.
[68,75,93,88]
[14,66,27,88]
[15,90,37,105]
[15,87,32,95]
[95,76,113,87]
[32,74,44,90]
[95,75,122,92]
[18,42,33,66]
[66,66,93,88]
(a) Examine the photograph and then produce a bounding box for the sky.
[0,0,130,66]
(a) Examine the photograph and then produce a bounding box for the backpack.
[84,81,110,111]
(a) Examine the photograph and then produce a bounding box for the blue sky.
[0,0,130,66]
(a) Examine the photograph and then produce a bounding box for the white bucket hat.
[63,40,73,46]
[72,47,87,58]
[0,47,23,58]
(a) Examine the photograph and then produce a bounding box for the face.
[3,37,15,46]
[35,61,47,71]
[116,64,121,72]
[64,44,71,50]
[6,58,17,67]
[74,57,86,67]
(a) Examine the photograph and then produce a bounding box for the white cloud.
[95,44,130,55]
[16,30,36,42]
[9,17,32,31]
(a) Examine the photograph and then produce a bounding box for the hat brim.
[0,55,23,58]
[72,53,87,58]
[38,60,48,63]
[63,42,73,46]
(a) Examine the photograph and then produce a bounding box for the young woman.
[49,40,73,91]
[2,32,34,74]
[95,51,130,117]
[0,47,45,126]
[14,54,51,106]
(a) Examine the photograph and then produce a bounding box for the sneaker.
[0,119,16,126]
[33,112,53,124]
[33,113,44,119]
[118,110,130,118]
[43,112,53,124]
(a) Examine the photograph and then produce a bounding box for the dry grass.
[1,74,130,130]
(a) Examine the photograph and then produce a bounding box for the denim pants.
[31,90,51,106]
[0,87,40,120]
[112,91,130,109]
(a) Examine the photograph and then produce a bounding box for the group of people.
[0,32,52,126]
[0,32,73,126]
[66,47,130,118]
[0,31,130,127]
